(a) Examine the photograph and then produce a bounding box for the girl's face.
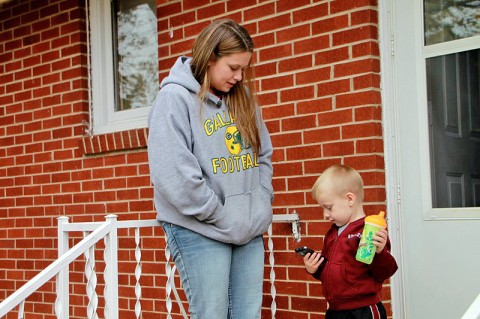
[207,51,252,94]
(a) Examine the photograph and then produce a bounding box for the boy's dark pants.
[326,302,387,319]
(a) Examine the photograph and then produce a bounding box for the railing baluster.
[83,231,99,319]
[170,264,188,318]
[134,227,142,319]
[267,223,277,319]
[164,243,174,319]
[164,241,188,318]
[17,301,24,319]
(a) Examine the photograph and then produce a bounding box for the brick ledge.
[80,128,149,155]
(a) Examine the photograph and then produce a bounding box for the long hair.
[190,19,260,152]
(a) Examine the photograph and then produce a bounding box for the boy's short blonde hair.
[312,164,364,202]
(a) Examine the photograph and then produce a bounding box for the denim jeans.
[162,223,265,319]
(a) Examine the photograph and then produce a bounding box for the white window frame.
[88,0,152,135]
[416,1,480,220]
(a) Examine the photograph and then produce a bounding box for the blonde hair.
[312,164,364,202]
[190,19,260,152]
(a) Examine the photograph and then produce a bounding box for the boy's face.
[315,188,355,227]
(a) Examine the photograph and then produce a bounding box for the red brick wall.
[0,0,390,318]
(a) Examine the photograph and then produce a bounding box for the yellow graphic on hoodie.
[225,126,246,155]
[204,110,234,136]
[211,152,258,174]
[204,113,258,174]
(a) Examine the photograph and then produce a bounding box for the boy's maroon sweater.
[312,217,398,311]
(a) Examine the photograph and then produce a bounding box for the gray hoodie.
[147,57,274,245]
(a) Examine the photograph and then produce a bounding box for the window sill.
[80,128,148,155]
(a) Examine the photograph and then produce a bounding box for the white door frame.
[380,1,480,317]
[378,0,406,318]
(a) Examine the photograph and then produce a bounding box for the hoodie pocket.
[326,262,358,299]
[215,187,273,241]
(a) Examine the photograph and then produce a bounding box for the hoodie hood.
[161,56,222,107]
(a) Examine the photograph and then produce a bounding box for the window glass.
[424,0,480,45]
[112,0,158,111]
[425,49,480,207]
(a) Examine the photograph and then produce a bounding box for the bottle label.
[355,224,381,264]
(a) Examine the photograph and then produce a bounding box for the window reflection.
[426,49,480,207]
[424,0,480,45]
[112,0,159,111]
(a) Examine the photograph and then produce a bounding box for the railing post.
[56,216,70,319]
[104,214,119,319]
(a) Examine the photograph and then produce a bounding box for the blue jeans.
[162,223,265,319]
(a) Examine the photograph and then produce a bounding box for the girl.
[147,19,274,319]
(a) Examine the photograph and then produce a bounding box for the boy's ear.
[346,192,356,207]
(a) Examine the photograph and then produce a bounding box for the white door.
[381,0,480,318]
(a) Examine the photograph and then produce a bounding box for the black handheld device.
[295,246,328,262]
[295,246,315,256]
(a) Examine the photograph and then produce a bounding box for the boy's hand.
[303,252,326,274]
[373,229,388,253]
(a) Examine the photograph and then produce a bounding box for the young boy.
[302,164,398,319]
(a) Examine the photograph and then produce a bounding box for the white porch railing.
[0,212,301,319]
[462,293,480,319]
